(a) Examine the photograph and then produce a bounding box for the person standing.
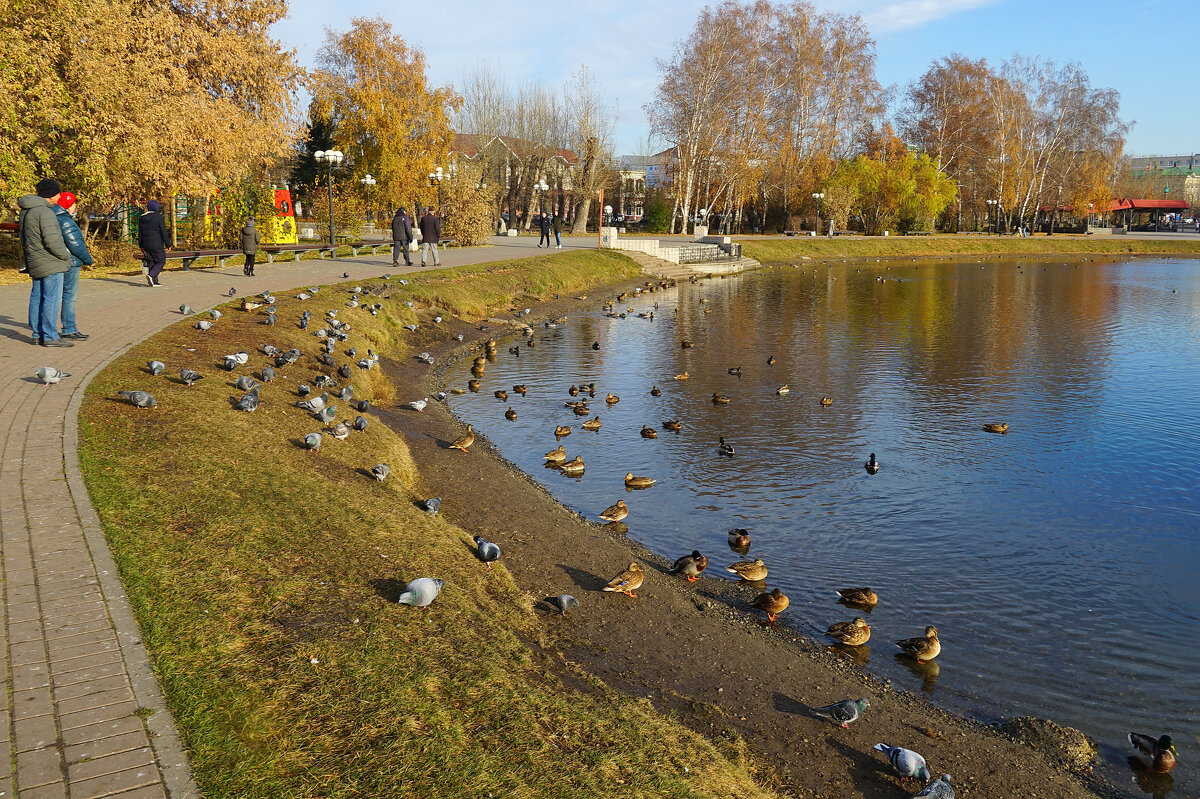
[419,206,441,267]
[552,213,564,249]
[537,211,551,248]
[18,179,73,347]
[51,191,93,340]
[239,217,260,276]
[139,199,170,286]
[391,207,413,266]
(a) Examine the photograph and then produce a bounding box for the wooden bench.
[139,249,241,271]
[904,231,933,236]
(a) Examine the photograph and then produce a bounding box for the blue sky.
[272,0,1189,158]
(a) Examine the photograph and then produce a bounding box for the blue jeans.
[554,230,561,247]
[29,271,65,342]
[60,266,80,334]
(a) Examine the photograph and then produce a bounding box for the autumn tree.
[565,66,617,233]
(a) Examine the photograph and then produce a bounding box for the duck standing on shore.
[602,562,644,598]
[751,587,789,621]
[598,499,628,523]
[448,425,475,453]
[669,550,708,582]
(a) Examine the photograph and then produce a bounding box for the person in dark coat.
[418,207,441,267]
[552,213,565,249]
[138,200,171,286]
[239,218,261,276]
[52,191,93,340]
[537,211,551,247]
[391,207,413,266]
[19,178,73,346]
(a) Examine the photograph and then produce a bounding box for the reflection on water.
[445,257,1200,795]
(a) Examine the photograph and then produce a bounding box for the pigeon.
[473,536,501,568]
[455,334,464,341]
[316,406,337,424]
[233,352,249,364]
[357,359,375,370]
[404,324,419,332]
[397,577,443,609]
[180,369,203,386]
[313,375,334,388]
[227,287,236,296]
[303,432,322,451]
[398,279,408,285]
[873,744,930,783]
[353,415,368,431]
[196,320,213,331]
[179,304,191,315]
[36,367,69,385]
[404,301,415,309]
[416,352,434,364]
[297,384,311,396]
[418,497,441,515]
[435,391,447,402]
[261,366,275,383]
[319,354,335,367]
[354,400,371,412]
[221,356,238,371]
[342,271,349,278]
[299,317,309,330]
[262,344,280,356]
[282,349,301,364]
[346,300,358,308]
[117,390,156,408]
[351,286,363,294]
[546,595,579,615]
[331,421,351,440]
[811,698,869,728]
[339,386,354,401]
[234,391,259,412]
[297,293,312,301]
[402,398,428,412]
[433,315,443,323]
[296,393,328,412]
[370,463,389,482]
[209,309,222,320]
[914,775,954,798]
[347,347,357,358]
[235,376,259,391]
[263,314,277,325]
[338,364,351,379]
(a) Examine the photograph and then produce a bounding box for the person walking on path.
[552,213,564,249]
[419,206,441,267]
[239,217,261,276]
[52,190,94,340]
[139,199,170,286]
[537,211,551,248]
[391,207,413,266]
[19,179,74,347]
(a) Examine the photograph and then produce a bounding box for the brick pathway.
[0,235,580,797]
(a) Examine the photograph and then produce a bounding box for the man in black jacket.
[139,200,171,286]
[419,207,441,267]
[537,211,551,248]
[391,207,413,266]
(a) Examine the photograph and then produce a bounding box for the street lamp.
[313,149,344,246]
[428,166,445,214]
[360,173,376,223]
[985,199,999,235]
[812,192,825,235]
[533,178,549,214]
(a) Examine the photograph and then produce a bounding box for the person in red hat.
[51,190,94,340]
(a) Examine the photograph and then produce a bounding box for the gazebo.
[1107,198,1189,230]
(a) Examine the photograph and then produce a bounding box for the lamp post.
[533,178,549,214]
[812,192,824,235]
[985,199,999,235]
[428,166,445,214]
[360,173,376,223]
[313,149,344,245]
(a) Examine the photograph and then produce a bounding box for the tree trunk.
[572,136,599,234]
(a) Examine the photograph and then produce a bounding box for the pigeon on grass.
[117,390,156,408]
[370,463,389,482]
[397,578,442,609]
[180,369,203,386]
[473,536,501,568]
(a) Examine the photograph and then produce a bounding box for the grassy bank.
[78,250,777,798]
[740,234,1200,263]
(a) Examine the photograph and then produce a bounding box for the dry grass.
[78,250,776,798]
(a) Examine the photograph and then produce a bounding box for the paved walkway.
[0,235,591,797]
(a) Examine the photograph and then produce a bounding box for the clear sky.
[271,0,1191,158]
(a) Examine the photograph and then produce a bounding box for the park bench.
[904,231,933,236]
[138,249,241,271]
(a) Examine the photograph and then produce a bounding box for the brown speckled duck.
[894,625,940,662]
[598,499,629,523]
[752,588,789,622]
[726,558,767,582]
[602,562,643,597]
[624,472,655,488]
[836,587,879,607]
[826,617,871,646]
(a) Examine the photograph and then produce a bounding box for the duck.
[564,400,587,409]
[727,366,742,376]
[468,379,481,392]
[865,453,880,474]
[836,587,879,607]
[895,625,941,662]
[670,550,709,582]
[485,338,498,350]
[718,436,735,456]
[728,528,751,548]
[1128,733,1179,773]
[602,562,643,597]
[560,456,585,474]
[820,396,834,406]
[983,423,1010,434]
[767,356,776,365]
[624,472,655,488]
[597,499,629,523]
[662,419,683,431]
[473,356,487,367]
[641,425,658,439]
[650,386,662,396]
[504,407,517,420]
[751,588,789,621]
[712,393,731,404]
[826,617,872,646]
[512,384,528,395]
[606,393,620,405]
[581,417,602,431]
[726,558,768,582]
[568,384,580,396]
[681,340,694,349]
[674,372,690,381]
[449,425,475,453]
[776,385,790,394]
[449,387,467,395]
[494,390,508,401]
[544,445,567,463]
[508,345,520,355]
[554,425,572,437]
[573,404,591,416]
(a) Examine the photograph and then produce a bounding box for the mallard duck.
[1128,733,1179,773]
[728,528,751,548]
[564,400,587,409]
[468,379,481,392]
[581,417,602,431]
[569,384,580,396]
[554,425,572,437]
[662,419,682,431]
[494,390,508,400]
[602,562,643,597]
[674,372,690,381]
[726,558,767,582]
[681,340,694,349]
[895,625,941,662]
[641,425,658,438]
[624,472,655,488]
[826,616,872,646]
[473,356,487,367]
[513,384,528,395]
[606,393,620,405]
[449,425,475,453]
[485,338,498,350]
[776,385,790,394]
[718,436,735,456]
[508,345,520,355]
[751,588,789,621]
[670,550,709,582]
[727,366,742,376]
[544,445,567,463]
[836,587,879,607]
[767,356,776,365]
[573,404,590,416]
[598,499,628,523]
[449,387,467,395]
[712,393,731,404]
[865,453,880,474]
[471,364,485,376]
[650,386,662,396]
[504,407,517,420]
[560,456,585,474]
[983,423,1010,434]
[820,396,833,406]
